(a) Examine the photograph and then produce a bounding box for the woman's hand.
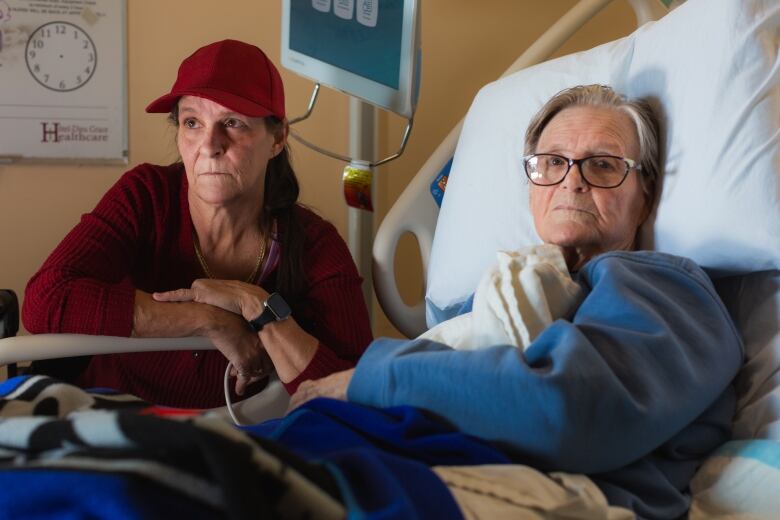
[287,368,355,413]
[155,279,322,386]
[207,309,274,396]
[153,279,267,321]
[152,282,273,395]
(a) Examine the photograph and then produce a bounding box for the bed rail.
[0,334,289,423]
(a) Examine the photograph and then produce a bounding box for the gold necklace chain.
[192,231,266,283]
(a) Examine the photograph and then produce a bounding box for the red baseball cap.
[145,39,285,119]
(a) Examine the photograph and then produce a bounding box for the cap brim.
[145,87,279,118]
[145,92,180,114]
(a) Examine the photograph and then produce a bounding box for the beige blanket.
[420,245,582,350]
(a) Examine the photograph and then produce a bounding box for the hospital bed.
[374,0,780,517]
[2,0,780,517]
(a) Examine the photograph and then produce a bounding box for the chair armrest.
[0,290,19,340]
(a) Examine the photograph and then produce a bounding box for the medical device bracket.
[288,83,414,168]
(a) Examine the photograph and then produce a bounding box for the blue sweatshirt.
[348,251,743,519]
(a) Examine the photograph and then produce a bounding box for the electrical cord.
[224,363,246,426]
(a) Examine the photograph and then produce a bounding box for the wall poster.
[0,0,127,163]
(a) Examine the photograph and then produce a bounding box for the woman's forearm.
[259,318,318,382]
[236,290,318,381]
[23,271,137,336]
[152,282,323,384]
[131,290,216,338]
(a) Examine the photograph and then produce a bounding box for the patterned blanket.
[0,375,486,519]
[0,375,343,520]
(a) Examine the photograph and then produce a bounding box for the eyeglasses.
[523,153,642,189]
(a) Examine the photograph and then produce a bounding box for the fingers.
[235,374,249,396]
[232,365,268,396]
[220,332,274,397]
[287,379,324,413]
[152,280,215,304]
[287,381,315,413]
[155,279,261,317]
[235,367,266,379]
[191,279,245,315]
[152,288,194,302]
[286,369,354,414]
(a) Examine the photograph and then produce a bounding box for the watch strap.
[248,308,276,332]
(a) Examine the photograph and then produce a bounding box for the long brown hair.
[262,117,305,302]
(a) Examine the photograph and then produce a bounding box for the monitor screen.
[282,0,420,118]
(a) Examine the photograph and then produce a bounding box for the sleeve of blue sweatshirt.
[348,251,744,474]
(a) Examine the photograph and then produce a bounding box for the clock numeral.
[27,23,94,91]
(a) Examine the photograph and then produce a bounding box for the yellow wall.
[0,1,637,338]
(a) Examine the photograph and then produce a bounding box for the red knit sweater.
[23,163,373,408]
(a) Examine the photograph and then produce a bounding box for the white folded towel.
[419,245,582,351]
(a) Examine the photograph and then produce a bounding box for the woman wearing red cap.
[22,39,373,408]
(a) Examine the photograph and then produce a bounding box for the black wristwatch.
[248,292,292,332]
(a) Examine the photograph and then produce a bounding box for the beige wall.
[0,1,637,338]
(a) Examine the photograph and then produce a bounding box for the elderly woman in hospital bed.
[419,85,658,352]
[288,84,742,519]
[21,39,372,408]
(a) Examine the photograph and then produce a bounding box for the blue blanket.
[250,398,509,518]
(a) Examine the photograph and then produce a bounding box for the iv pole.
[347,98,378,323]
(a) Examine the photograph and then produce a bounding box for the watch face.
[26,21,97,92]
[267,293,292,320]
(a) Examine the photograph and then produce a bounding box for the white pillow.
[427,0,780,325]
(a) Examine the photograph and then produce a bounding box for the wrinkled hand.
[153,279,267,321]
[208,310,274,395]
[287,368,355,413]
[154,280,273,395]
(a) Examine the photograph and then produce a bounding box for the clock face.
[25,21,97,92]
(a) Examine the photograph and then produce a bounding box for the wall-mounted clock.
[25,21,97,92]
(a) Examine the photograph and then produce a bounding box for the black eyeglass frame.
[522,153,643,189]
